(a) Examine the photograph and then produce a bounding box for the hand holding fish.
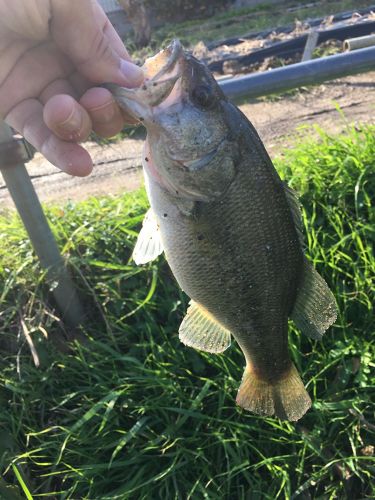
[0,0,143,175]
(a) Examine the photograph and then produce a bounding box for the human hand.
[0,0,144,176]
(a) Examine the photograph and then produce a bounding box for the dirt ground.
[0,71,374,208]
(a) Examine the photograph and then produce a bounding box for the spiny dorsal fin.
[283,182,304,246]
[291,258,338,340]
[133,208,163,265]
[179,301,231,353]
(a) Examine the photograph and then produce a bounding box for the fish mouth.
[143,38,182,82]
[104,39,184,121]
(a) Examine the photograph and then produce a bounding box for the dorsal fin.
[283,182,304,246]
[283,184,338,338]
[291,258,338,340]
[179,301,231,353]
[133,208,163,265]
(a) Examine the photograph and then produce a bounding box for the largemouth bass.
[106,40,337,421]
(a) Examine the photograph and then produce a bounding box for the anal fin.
[179,301,231,353]
[133,208,163,265]
[291,258,338,340]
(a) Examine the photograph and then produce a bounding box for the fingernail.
[58,105,83,134]
[120,60,144,88]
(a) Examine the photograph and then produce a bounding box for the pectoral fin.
[291,258,338,340]
[179,301,231,353]
[133,209,163,265]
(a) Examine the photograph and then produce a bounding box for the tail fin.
[236,363,311,421]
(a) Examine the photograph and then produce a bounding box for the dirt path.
[0,71,374,207]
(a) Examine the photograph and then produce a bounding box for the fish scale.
[108,39,337,421]
[148,133,301,382]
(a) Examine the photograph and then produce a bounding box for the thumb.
[50,0,143,87]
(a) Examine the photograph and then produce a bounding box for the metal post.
[0,121,86,328]
[301,29,319,62]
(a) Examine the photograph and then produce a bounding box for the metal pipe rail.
[218,46,375,101]
[344,34,375,52]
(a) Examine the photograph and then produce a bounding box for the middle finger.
[40,77,92,142]
[43,93,92,143]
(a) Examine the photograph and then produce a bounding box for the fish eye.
[191,85,216,109]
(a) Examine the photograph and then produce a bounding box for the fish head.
[106,40,238,201]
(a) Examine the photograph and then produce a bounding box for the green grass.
[128,0,373,57]
[0,123,374,498]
